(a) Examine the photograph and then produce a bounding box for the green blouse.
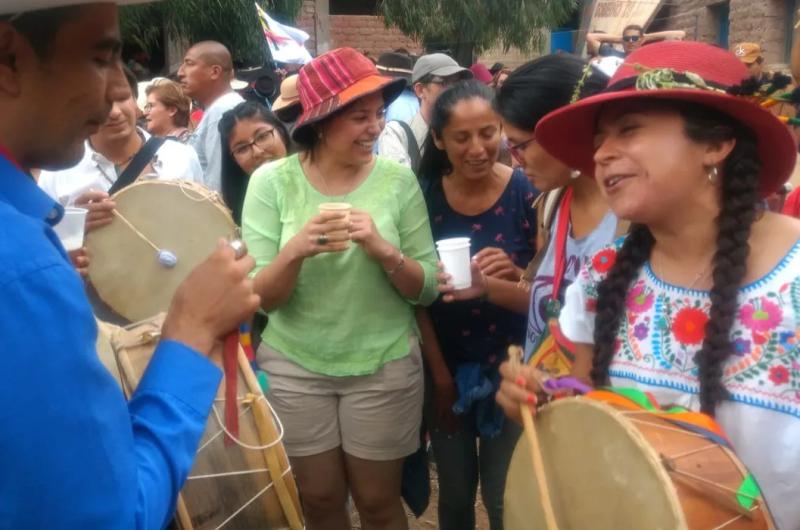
[242,154,439,376]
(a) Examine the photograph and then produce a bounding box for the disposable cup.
[319,202,352,246]
[436,237,471,290]
[53,207,88,252]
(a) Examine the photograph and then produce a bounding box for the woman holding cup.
[241,48,439,529]
[417,80,537,530]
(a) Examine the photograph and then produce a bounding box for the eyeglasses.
[232,128,277,158]
[622,35,641,43]
[506,136,537,164]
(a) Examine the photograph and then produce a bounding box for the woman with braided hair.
[496,41,800,528]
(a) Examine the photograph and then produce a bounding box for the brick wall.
[655,0,794,66]
[329,15,422,58]
[295,0,422,58]
[296,0,318,55]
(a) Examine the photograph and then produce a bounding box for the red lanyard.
[0,144,22,172]
[551,187,574,301]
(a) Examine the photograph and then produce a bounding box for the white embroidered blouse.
[559,240,800,529]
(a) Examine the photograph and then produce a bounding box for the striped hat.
[292,47,406,142]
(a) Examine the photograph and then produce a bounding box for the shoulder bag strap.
[108,136,167,195]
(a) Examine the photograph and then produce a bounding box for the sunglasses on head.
[622,35,641,43]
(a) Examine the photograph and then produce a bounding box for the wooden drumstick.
[508,346,559,530]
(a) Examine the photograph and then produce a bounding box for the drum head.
[86,180,236,322]
[504,398,687,530]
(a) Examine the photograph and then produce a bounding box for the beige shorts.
[258,341,424,461]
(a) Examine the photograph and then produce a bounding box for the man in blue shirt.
[0,2,260,528]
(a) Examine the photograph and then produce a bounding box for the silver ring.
[317,233,329,246]
[228,239,247,259]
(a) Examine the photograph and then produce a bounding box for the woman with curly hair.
[496,41,800,528]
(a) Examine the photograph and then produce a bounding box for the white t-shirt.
[376,111,429,172]
[189,91,244,192]
[559,239,800,529]
[38,130,203,206]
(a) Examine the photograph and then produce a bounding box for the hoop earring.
[707,166,719,185]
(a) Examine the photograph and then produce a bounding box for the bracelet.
[385,252,405,276]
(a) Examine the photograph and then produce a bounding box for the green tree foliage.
[120,0,303,65]
[379,0,577,59]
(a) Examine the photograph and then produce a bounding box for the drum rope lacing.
[186,392,295,530]
[621,411,766,528]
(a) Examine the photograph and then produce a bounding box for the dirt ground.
[351,465,491,530]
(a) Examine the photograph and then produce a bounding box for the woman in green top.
[242,48,439,530]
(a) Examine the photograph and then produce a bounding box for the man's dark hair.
[623,24,644,35]
[2,6,86,59]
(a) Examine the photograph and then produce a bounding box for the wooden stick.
[237,349,305,530]
[508,346,559,530]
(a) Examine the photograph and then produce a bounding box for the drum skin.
[86,180,236,322]
[504,398,774,530]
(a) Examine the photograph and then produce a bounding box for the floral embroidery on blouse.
[577,241,800,419]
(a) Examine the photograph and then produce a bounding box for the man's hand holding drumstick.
[163,239,260,363]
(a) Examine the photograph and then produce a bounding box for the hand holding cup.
[288,209,351,259]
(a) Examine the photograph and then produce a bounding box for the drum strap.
[108,137,167,195]
[551,186,574,303]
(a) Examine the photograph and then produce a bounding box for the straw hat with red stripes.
[292,47,406,143]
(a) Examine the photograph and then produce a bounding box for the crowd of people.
[2,1,800,530]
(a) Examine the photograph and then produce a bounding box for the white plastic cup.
[53,207,88,252]
[436,237,472,290]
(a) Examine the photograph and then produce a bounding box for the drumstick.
[508,346,560,530]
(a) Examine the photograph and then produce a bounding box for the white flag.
[255,3,313,65]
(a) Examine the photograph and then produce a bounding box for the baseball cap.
[733,43,763,64]
[411,53,471,84]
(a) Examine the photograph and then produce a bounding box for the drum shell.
[504,397,774,530]
[106,316,302,530]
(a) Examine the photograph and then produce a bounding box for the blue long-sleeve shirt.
[0,151,223,529]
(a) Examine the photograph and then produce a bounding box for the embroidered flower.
[592,248,617,274]
[740,299,783,333]
[769,365,790,385]
[494,206,505,216]
[733,338,751,356]
[779,331,796,348]
[472,223,482,232]
[586,297,598,312]
[634,323,649,340]
[671,307,708,345]
[627,282,654,314]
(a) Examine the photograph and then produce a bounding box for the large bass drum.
[504,389,774,529]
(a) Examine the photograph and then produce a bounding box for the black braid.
[590,101,761,415]
[591,224,654,386]
[694,127,760,413]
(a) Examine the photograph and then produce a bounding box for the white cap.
[0,0,158,16]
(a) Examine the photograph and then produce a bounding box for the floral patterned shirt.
[559,240,800,529]
[424,171,538,371]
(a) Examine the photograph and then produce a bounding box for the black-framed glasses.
[232,128,277,158]
[622,35,641,43]
[506,136,537,164]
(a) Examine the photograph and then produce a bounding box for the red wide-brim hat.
[535,41,797,197]
[293,47,406,143]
